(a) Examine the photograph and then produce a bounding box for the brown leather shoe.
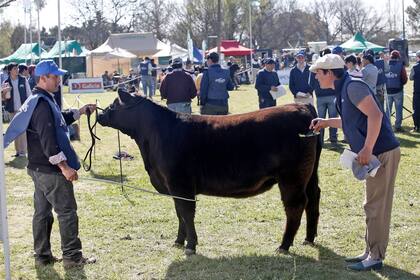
[35,256,62,266]
[63,256,96,269]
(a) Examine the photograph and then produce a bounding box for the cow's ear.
[118,88,133,104]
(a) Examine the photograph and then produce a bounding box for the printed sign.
[277,68,291,85]
[68,78,104,93]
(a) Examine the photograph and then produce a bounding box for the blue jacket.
[386,60,403,91]
[4,75,28,113]
[289,64,313,97]
[255,69,280,99]
[200,64,234,106]
[375,59,387,86]
[4,91,80,170]
[335,73,399,156]
[413,62,420,94]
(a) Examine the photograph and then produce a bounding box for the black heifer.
[97,89,322,255]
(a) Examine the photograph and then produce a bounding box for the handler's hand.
[309,118,328,132]
[79,104,97,115]
[356,146,373,166]
[58,161,79,181]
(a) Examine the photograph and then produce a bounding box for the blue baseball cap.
[295,50,305,57]
[332,46,343,54]
[35,60,67,76]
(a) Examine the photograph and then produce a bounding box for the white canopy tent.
[87,32,170,77]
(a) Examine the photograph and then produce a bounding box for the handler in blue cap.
[255,58,280,109]
[3,60,97,268]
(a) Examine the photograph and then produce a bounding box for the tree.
[0,21,13,57]
[406,0,420,36]
[0,0,17,8]
[10,24,27,51]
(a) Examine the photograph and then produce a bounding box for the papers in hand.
[269,85,287,99]
[339,149,381,181]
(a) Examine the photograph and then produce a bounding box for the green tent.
[0,43,45,64]
[340,32,385,53]
[42,40,84,58]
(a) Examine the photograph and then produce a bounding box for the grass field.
[1,82,419,280]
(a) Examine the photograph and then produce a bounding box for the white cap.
[309,54,345,73]
[416,50,420,58]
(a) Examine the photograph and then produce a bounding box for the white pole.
[249,0,253,83]
[0,107,11,280]
[29,5,33,64]
[58,0,63,103]
[37,7,41,60]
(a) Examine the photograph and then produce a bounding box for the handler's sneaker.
[347,256,383,271]
[345,252,368,263]
[63,256,96,269]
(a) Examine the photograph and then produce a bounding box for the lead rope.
[82,107,102,172]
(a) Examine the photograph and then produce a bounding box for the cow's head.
[97,89,145,136]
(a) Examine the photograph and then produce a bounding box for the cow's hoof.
[185,248,196,256]
[173,242,184,249]
[303,240,315,247]
[275,247,289,254]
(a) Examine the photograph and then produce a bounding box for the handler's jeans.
[168,102,192,114]
[316,95,338,143]
[363,147,400,260]
[28,169,82,262]
[141,75,153,97]
[386,91,404,129]
[412,93,420,129]
[200,103,229,115]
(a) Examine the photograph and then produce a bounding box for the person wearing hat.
[385,50,408,132]
[332,45,344,59]
[3,60,97,268]
[361,53,378,93]
[409,50,420,132]
[200,52,234,115]
[255,58,280,109]
[1,62,32,157]
[289,50,314,105]
[309,54,400,271]
[160,57,197,114]
[138,57,154,98]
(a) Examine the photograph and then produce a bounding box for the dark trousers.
[258,96,276,109]
[28,169,82,262]
[200,103,229,115]
[413,93,420,128]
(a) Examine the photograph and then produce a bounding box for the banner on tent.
[68,78,104,94]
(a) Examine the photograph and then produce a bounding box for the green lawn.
[1,82,419,280]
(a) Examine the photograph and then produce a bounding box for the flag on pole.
[187,31,193,61]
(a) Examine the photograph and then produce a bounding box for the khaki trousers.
[11,112,27,155]
[364,147,400,260]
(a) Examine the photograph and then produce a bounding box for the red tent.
[207,40,254,56]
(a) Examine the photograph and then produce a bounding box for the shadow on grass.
[34,263,87,280]
[88,170,128,182]
[5,156,28,169]
[322,142,346,154]
[165,244,418,280]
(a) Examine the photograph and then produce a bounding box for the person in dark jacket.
[289,50,313,104]
[4,60,97,268]
[1,62,32,157]
[200,52,234,115]
[160,57,197,114]
[385,50,408,132]
[255,58,280,109]
[409,50,420,132]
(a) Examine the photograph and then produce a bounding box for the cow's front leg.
[174,201,186,248]
[174,200,197,256]
[277,185,307,252]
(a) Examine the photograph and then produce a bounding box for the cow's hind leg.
[277,182,308,252]
[174,200,197,255]
[304,171,320,245]
[174,202,186,248]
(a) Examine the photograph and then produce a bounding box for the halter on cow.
[97,89,322,255]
